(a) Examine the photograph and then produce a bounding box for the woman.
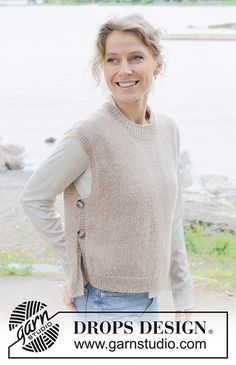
[20,14,195,324]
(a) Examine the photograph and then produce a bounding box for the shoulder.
[153,111,180,151]
[64,105,108,138]
[155,111,179,132]
[62,105,109,154]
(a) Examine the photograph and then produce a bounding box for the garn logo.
[9,301,59,352]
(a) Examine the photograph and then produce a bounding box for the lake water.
[0,4,236,190]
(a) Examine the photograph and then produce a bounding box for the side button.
[76,199,85,208]
[77,229,86,239]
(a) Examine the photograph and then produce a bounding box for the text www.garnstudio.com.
[74,338,206,352]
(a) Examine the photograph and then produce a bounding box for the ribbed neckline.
[104,94,158,140]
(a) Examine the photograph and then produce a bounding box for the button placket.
[76,198,86,239]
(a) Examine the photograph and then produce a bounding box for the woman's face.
[102,30,160,105]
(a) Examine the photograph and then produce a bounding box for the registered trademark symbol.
[208,329,213,334]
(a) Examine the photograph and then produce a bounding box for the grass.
[0,246,33,276]
[0,244,59,276]
[0,265,33,276]
[185,220,236,291]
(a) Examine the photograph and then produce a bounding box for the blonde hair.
[90,14,166,86]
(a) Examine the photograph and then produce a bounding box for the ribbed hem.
[86,273,163,298]
[104,94,158,140]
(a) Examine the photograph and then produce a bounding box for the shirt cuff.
[172,287,196,310]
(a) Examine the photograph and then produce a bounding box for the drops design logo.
[9,301,59,352]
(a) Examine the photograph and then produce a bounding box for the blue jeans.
[73,283,159,323]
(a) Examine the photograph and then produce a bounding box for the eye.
[106,58,118,64]
[133,55,143,58]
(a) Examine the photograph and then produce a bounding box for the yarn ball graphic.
[9,301,59,352]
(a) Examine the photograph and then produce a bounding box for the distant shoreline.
[1,2,236,41]
[1,1,236,7]
[163,33,236,40]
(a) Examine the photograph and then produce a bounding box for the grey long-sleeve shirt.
[20,137,90,282]
[20,135,195,309]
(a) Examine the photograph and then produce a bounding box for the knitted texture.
[63,98,181,299]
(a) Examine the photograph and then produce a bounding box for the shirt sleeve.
[19,136,89,284]
[170,126,196,310]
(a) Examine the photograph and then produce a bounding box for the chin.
[113,93,140,104]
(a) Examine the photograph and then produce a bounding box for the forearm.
[20,197,70,281]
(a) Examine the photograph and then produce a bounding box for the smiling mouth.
[115,81,139,88]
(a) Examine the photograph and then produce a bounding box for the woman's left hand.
[62,284,77,311]
[175,309,193,321]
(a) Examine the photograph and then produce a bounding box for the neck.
[111,95,149,125]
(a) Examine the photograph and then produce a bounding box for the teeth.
[117,81,138,88]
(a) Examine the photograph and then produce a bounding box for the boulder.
[45,137,56,144]
[0,142,25,171]
[200,174,233,195]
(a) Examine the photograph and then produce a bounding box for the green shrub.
[185,222,236,258]
[210,235,236,257]
[185,221,207,255]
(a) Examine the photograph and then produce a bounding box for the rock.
[224,291,236,297]
[32,264,61,274]
[183,189,236,232]
[45,137,56,144]
[0,156,8,172]
[200,174,233,195]
[5,156,24,170]
[0,143,25,171]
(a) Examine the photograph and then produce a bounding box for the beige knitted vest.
[63,97,179,298]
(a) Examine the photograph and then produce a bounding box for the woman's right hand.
[63,284,77,311]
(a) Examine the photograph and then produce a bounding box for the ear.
[155,61,162,75]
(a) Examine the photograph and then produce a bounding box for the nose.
[118,60,133,76]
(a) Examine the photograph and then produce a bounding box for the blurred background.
[0,1,236,332]
[0,0,236,189]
